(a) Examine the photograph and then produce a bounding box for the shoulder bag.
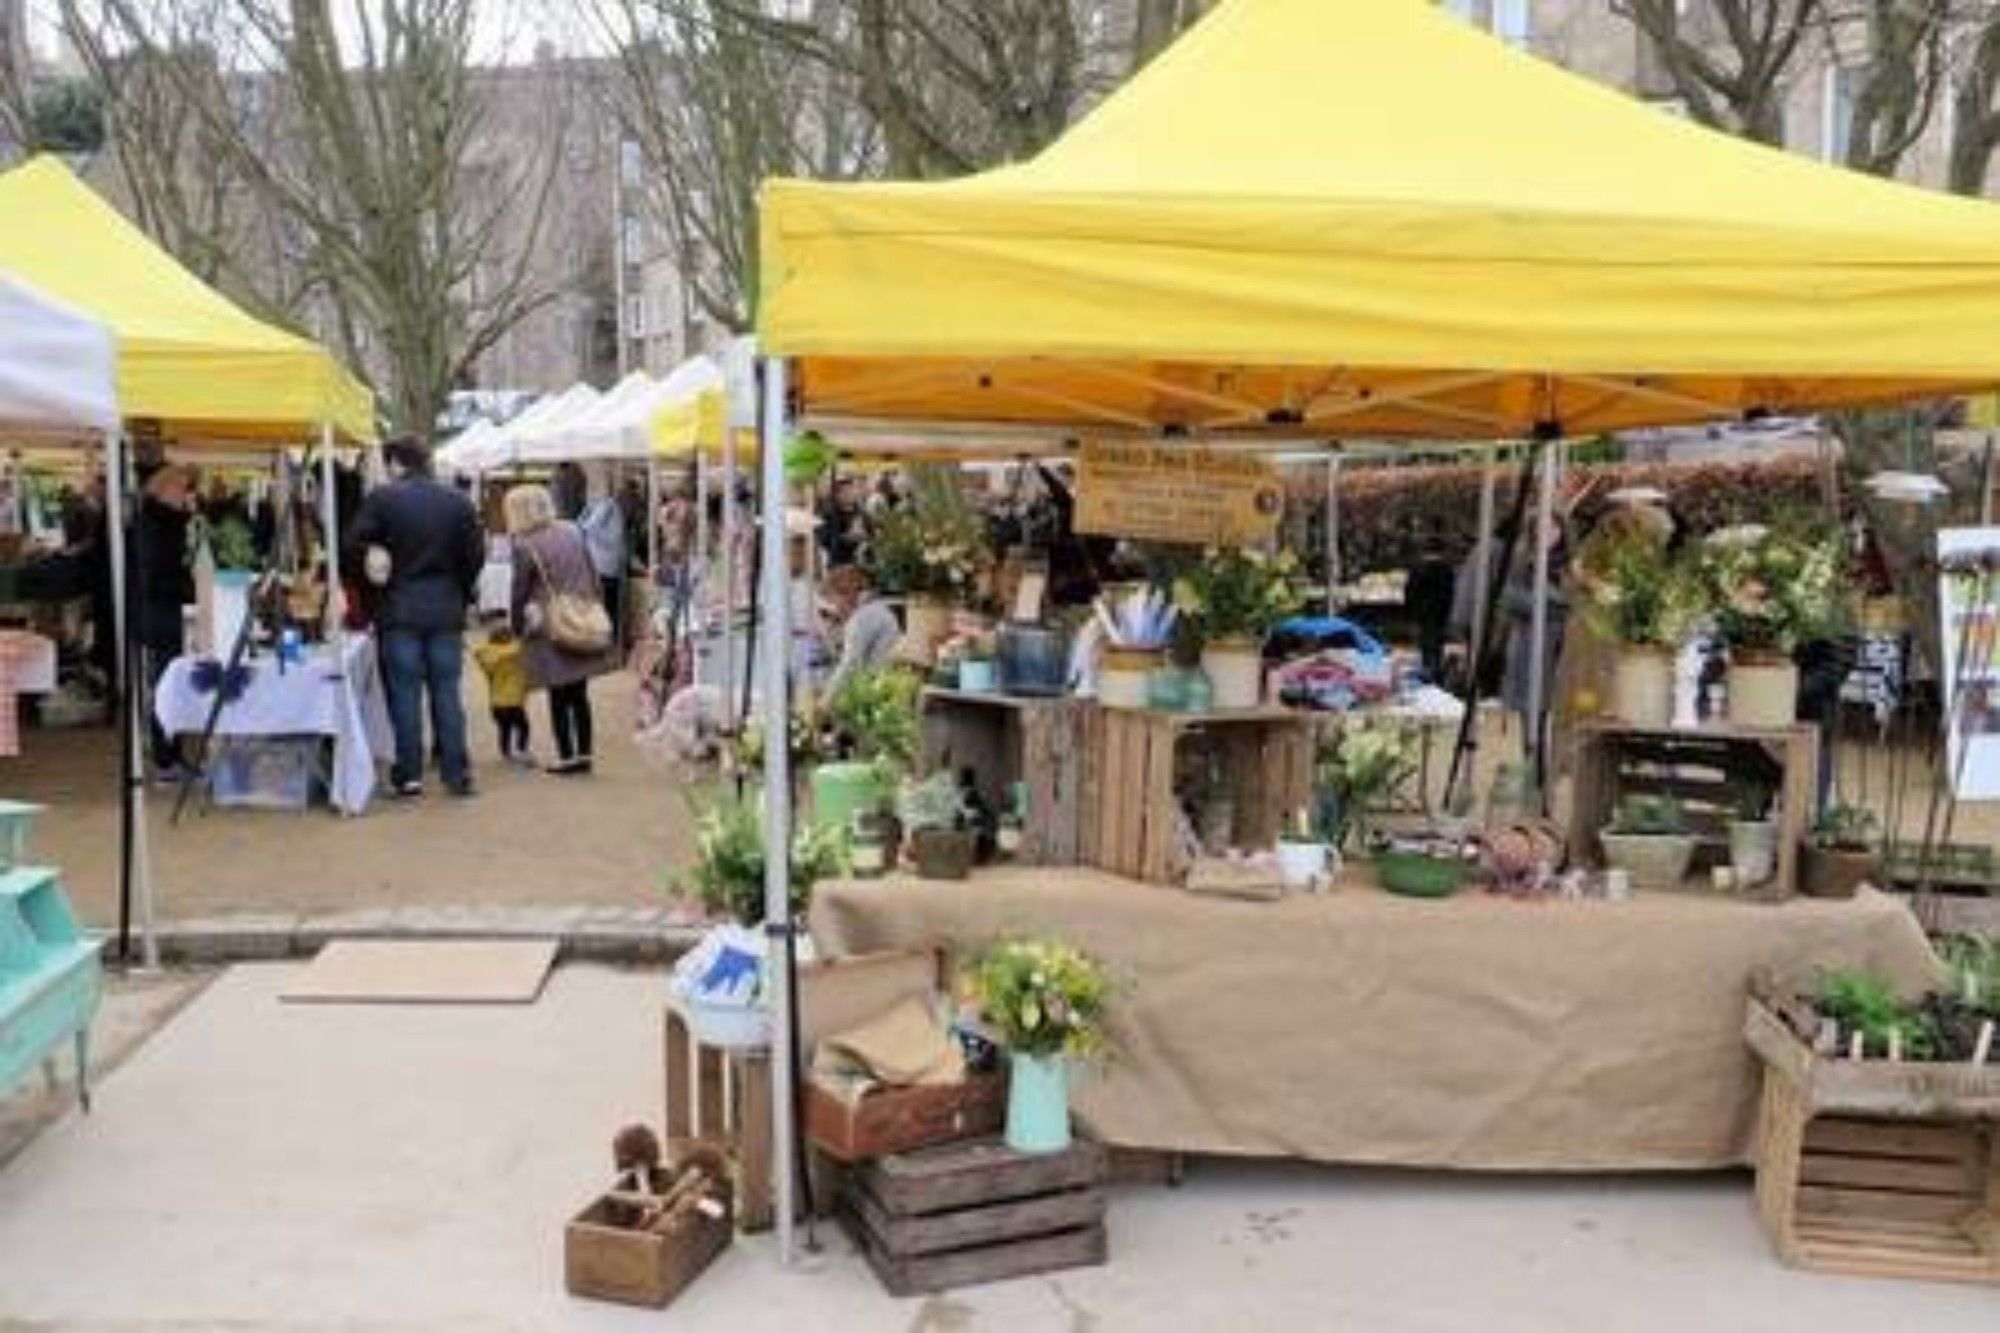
[524,532,613,655]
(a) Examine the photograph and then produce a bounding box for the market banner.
[1073,443,1284,547]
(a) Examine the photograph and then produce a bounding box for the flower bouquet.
[1172,548,1307,708]
[968,937,1113,1153]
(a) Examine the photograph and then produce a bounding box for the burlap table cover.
[811,869,1941,1169]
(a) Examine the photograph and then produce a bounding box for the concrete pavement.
[0,962,1993,1331]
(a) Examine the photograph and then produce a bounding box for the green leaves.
[970,938,1112,1061]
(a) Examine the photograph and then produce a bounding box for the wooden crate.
[1746,999,2000,1284]
[921,689,1088,865]
[1570,720,1819,899]
[663,1007,772,1233]
[1081,705,1315,885]
[806,1072,1007,1164]
[843,1138,1108,1297]
[564,1166,733,1309]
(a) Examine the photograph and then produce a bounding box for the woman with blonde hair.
[507,483,613,774]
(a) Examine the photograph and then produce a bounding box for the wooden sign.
[1073,443,1283,547]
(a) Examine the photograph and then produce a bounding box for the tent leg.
[721,429,739,731]
[757,357,798,1268]
[1323,453,1341,613]
[105,431,159,969]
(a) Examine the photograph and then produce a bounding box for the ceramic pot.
[1610,647,1674,728]
[905,596,954,648]
[1728,820,1779,890]
[1598,830,1696,891]
[957,658,998,693]
[1276,839,1330,891]
[1729,653,1799,728]
[1200,638,1264,710]
[1801,844,1875,899]
[1099,646,1162,710]
[1005,1052,1071,1154]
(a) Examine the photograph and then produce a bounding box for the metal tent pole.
[1469,450,1498,678]
[1323,452,1341,614]
[721,430,739,730]
[104,429,158,968]
[757,357,798,1266]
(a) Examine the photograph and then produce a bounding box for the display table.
[154,635,392,815]
[811,867,1942,1171]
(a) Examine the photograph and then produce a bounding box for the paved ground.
[18,670,708,930]
[0,962,1993,1332]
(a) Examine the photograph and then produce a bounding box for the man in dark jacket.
[348,437,485,797]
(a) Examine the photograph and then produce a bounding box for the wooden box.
[1746,999,2000,1284]
[800,949,1005,1163]
[564,1169,733,1308]
[1081,705,1315,885]
[662,1008,772,1233]
[1570,720,1818,899]
[921,689,1088,865]
[843,1138,1108,1297]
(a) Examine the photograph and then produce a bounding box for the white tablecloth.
[154,635,392,814]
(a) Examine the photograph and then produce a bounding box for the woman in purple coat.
[506,484,615,774]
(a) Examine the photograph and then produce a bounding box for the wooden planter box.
[1745,998,2000,1284]
[842,1137,1108,1297]
[806,1071,1007,1163]
[920,689,1088,865]
[1570,720,1819,899]
[564,1166,733,1308]
[1082,705,1315,885]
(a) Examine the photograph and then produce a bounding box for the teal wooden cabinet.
[0,863,102,1111]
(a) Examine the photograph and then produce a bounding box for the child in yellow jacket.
[472,620,533,766]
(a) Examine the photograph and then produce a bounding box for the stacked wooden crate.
[920,690,1089,865]
[843,1138,1108,1296]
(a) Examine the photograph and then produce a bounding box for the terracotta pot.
[1609,647,1674,728]
[1099,645,1163,709]
[1729,653,1799,729]
[1200,638,1264,710]
[1801,843,1875,899]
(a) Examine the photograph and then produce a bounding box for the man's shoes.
[446,779,477,798]
[546,757,593,776]
[391,779,423,799]
[504,750,539,769]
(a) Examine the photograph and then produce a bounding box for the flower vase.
[1200,638,1263,710]
[1098,646,1161,709]
[905,595,954,648]
[1005,1051,1071,1154]
[1729,653,1799,728]
[1609,647,1674,728]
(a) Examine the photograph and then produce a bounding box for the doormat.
[281,939,559,1005]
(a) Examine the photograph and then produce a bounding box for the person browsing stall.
[823,564,900,696]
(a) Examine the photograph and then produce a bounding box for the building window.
[1823,64,1856,165]
[1492,0,1529,46]
[624,294,646,339]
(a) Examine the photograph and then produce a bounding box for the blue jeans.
[381,629,470,789]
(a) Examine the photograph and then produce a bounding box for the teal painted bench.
[0,859,101,1113]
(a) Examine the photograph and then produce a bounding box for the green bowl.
[1376,849,1469,899]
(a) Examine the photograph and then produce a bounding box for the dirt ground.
[15,668,706,929]
[12,669,1997,931]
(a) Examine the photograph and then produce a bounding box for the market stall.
[0,154,375,962]
[735,0,2000,1269]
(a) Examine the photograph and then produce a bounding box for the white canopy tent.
[0,277,119,436]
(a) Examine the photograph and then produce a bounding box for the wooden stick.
[1974,1020,1995,1067]
[1888,1029,1903,1063]
[1849,1030,1865,1062]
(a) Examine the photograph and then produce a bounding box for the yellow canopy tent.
[762,0,2000,441]
[0,156,374,444]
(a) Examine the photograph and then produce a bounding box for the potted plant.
[898,770,975,880]
[1275,809,1334,891]
[1172,547,1306,709]
[1575,514,1696,727]
[1696,523,1846,727]
[1728,789,1780,895]
[817,667,922,830]
[863,466,992,644]
[1315,720,1418,852]
[968,938,1111,1155]
[1598,793,1696,891]
[1802,803,1879,899]
[1092,585,1177,709]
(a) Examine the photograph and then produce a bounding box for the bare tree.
[1949,12,2000,192]
[1614,0,1825,143]
[73,0,569,437]
[1840,1,1954,176]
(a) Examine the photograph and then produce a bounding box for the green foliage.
[1575,518,1699,648]
[861,465,991,600]
[825,666,922,772]
[1697,521,1847,655]
[1169,546,1307,645]
[204,516,260,572]
[1608,794,1687,836]
[969,938,1112,1060]
[679,796,849,926]
[1318,721,1418,812]
[1815,969,1935,1059]
[1940,936,2000,1016]
[735,707,823,774]
[1812,803,1880,852]
[896,770,964,834]
[27,78,105,154]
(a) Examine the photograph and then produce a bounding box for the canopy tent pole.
[1525,436,1559,802]
[758,356,799,1266]
[721,430,739,730]
[104,429,158,968]
[1469,450,1498,681]
[1323,453,1341,613]
[645,457,661,589]
[320,424,342,639]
